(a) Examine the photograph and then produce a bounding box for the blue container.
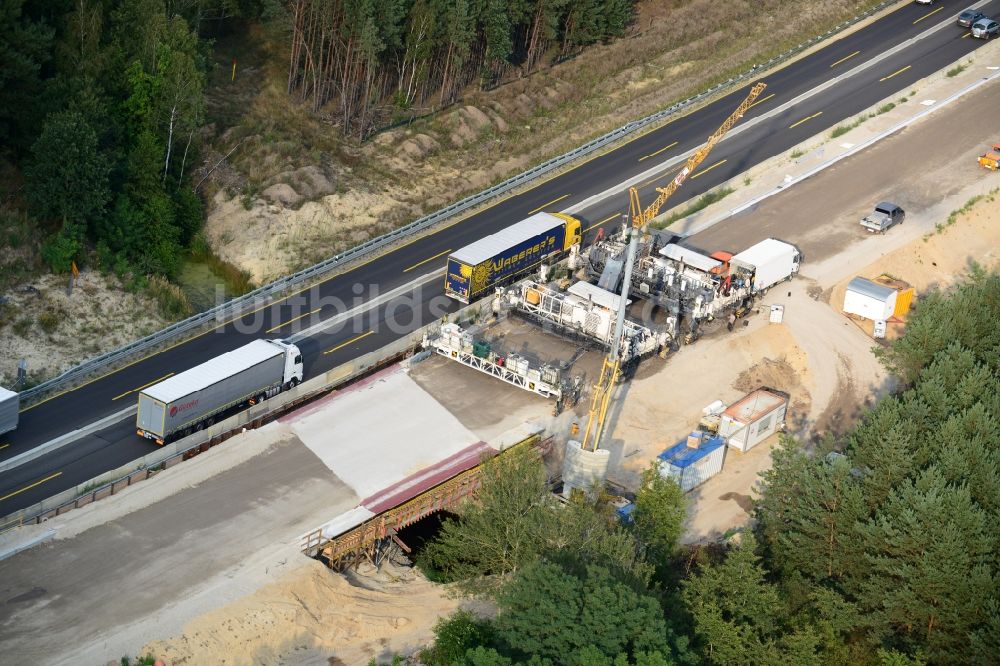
[657,433,727,492]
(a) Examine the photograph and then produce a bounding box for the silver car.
[971,18,1000,39]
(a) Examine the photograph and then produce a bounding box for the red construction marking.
[362,440,497,515]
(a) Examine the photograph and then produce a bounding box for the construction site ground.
[1,45,1000,666]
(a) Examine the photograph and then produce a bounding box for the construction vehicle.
[577,82,767,453]
[730,239,801,291]
[136,339,303,445]
[979,142,1000,171]
[445,212,582,303]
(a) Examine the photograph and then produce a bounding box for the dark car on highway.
[958,9,986,27]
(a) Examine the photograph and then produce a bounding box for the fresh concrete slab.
[283,365,482,498]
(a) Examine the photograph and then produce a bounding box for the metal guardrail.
[17,0,896,407]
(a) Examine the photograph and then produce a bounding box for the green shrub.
[831,113,874,139]
[422,610,496,666]
[38,310,60,334]
[40,230,81,273]
[146,275,193,320]
[13,316,33,337]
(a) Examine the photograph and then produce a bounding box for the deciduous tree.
[632,463,686,565]
[25,110,110,227]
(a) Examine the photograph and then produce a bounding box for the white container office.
[718,388,788,453]
[843,277,897,322]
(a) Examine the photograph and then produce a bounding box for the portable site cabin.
[658,432,726,492]
[843,277,897,322]
[718,388,788,453]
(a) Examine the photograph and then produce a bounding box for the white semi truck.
[136,339,303,445]
[0,387,18,436]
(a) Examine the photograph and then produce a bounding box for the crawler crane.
[578,82,767,453]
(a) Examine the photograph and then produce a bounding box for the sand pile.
[142,559,460,665]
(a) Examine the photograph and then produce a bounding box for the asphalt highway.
[2,0,998,514]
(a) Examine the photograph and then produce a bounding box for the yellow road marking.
[323,330,375,355]
[265,307,322,334]
[747,93,775,109]
[403,249,452,273]
[0,443,9,451]
[584,214,621,233]
[829,50,860,68]
[0,472,62,503]
[638,141,679,162]
[913,6,943,24]
[691,159,727,180]
[789,111,823,129]
[528,194,570,215]
[962,32,971,39]
[112,373,175,401]
[879,65,911,82]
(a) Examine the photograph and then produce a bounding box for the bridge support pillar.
[562,440,609,498]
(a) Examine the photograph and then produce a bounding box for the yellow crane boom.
[630,82,767,229]
[579,81,766,454]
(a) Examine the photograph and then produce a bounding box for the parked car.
[958,9,986,27]
[914,0,936,5]
[860,202,905,234]
[971,18,1000,39]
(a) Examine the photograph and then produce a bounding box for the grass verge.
[146,275,194,320]
[655,186,735,229]
[189,233,255,295]
[932,187,999,235]
[831,113,874,138]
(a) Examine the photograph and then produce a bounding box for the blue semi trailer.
[445,212,582,303]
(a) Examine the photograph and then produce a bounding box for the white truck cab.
[269,339,304,388]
